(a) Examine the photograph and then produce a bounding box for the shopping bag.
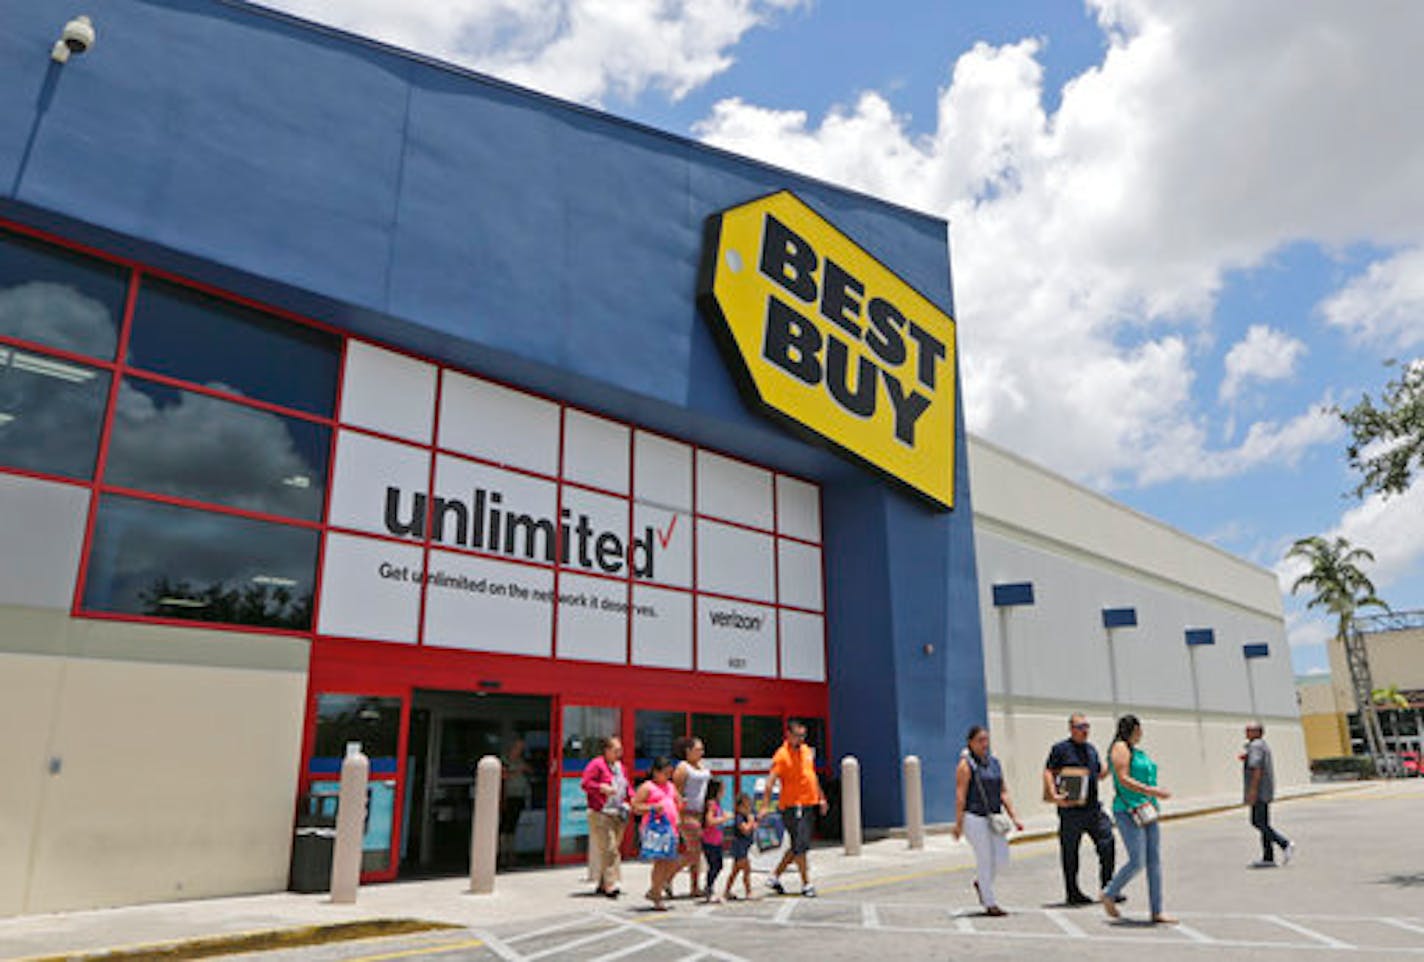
[754,810,785,852]
[639,812,678,861]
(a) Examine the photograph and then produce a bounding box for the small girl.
[722,792,758,901]
[701,780,732,902]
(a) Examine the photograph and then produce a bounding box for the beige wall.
[0,608,309,917]
[987,700,1308,820]
[1328,627,1424,711]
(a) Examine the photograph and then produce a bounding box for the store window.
[82,494,319,628]
[103,377,330,520]
[311,694,403,773]
[559,705,621,857]
[634,710,685,770]
[126,278,341,417]
[691,713,734,769]
[740,715,783,770]
[0,346,109,479]
[0,230,127,359]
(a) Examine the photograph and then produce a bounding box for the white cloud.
[254,0,804,106]
[1284,610,1334,651]
[1320,246,1424,351]
[695,1,1424,487]
[1219,325,1306,403]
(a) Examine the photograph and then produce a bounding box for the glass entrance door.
[400,690,551,876]
[556,704,622,861]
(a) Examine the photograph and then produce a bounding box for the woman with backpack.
[951,725,1024,916]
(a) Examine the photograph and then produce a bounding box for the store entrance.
[400,689,551,876]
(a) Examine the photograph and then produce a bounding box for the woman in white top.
[673,735,712,898]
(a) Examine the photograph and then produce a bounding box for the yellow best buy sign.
[697,191,957,509]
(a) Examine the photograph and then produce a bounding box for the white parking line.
[597,913,748,962]
[773,899,799,923]
[587,935,663,962]
[469,928,525,962]
[505,917,591,945]
[1043,908,1087,938]
[1174,921,1214,943]
[952,912,974,933]
[525,926,622,960]
[862,903,880,928]
[1385,918,1424,936]
[1263,914,1353,950]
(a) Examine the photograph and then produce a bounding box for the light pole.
[1185,628,1215,772]
[1242,643,1270,720]
[1101,607,1138,720]
[991,582,1034,758]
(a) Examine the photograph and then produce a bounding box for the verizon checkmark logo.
[655,513,678,550]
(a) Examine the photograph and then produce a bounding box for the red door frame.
[302,637,829,879]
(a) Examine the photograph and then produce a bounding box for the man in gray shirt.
[1243,722,1294,867]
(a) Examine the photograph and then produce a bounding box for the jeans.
[1105,809,1162,916]
[1059,806,1115,897]
[963,813,1010,908]
[1250,801,1290,862]
[703,841,725,891]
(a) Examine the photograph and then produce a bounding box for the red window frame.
[0,215,834,879]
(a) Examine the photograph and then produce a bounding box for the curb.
[13,918,459,962]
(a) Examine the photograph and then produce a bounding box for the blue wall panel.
[1,0,985,828]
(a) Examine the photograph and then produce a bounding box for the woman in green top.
[1101,714,1176,924]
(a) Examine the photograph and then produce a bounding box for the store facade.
[1,0,983,912]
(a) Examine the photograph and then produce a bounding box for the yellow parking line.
[340,937,486,961]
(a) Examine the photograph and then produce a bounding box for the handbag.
[971,754,1013,836]
[639,811,678,861]
[754,810,785,852]
[1129,801,1158,827]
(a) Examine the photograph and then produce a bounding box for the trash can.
[289,790,339,893]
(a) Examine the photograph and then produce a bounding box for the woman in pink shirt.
[579,735,632,898]
[631,756,682,911]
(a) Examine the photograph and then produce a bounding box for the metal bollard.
[469,755,503,895]
[903,755,925,850]
[841,755,862,856]
[330,745,369,904]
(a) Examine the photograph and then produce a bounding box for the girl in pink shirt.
[701,779,732,902]
[632,756,682,911]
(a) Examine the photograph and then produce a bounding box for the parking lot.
[225,780,1424,962]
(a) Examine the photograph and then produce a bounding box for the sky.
[254,0,1424,679]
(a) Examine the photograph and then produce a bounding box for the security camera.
[52,15,95,63]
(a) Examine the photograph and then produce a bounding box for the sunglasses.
[1071,723,1091,731]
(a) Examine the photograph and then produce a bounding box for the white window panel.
[697,597,776,677]
[696,519,774,603]
[631,585,692,671]
[775,474,821,543]
[696,450,772,530]
[340,340,436,443]
[631,503,691,588]
[777,539,823,612]
[316,533,421,643]
[433,455,557,560]
[556,572,628,665]
[0,473,89,609]
[779,610,825,682]
[326,429,430,538]
[423,550,553,657]
[560,486,630,577]
[563,409,629,494]
[634,431,692,512]
[438,370,559,476]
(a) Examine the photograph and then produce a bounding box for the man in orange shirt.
[760,719,828,897]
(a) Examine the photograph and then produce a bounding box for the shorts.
[730,835,753,861]
[781,805,814,855]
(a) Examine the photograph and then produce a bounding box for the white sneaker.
[766,876,785,895]
[802,884,817,898]
[1281,842,1295,865]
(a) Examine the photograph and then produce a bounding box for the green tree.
[1371,684,1410,710]
[1289,535,1391,766]
[1339,359,1424,498]
[1288,535,1389,637]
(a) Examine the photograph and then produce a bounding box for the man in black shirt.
[1043,713,1116,906]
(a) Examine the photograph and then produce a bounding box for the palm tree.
[1288,535,1390,769]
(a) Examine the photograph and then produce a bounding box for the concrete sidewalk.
[1,782,1369,961]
